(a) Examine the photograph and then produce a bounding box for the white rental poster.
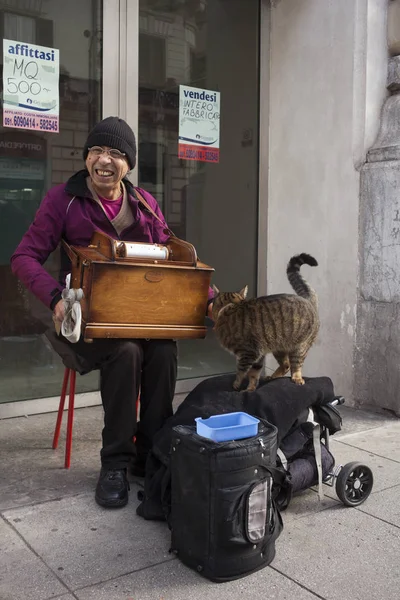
[3,39,60,133]
[178,85,220,163]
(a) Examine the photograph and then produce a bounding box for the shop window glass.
[138,0,260,381]
[0,0,102,403]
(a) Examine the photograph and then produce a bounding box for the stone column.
[355,1,400,415]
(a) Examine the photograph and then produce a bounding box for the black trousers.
[46,331,177,469]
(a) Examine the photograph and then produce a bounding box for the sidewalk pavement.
[1,398,400,600]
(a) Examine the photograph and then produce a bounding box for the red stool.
[52,367,139,469]
[52,368,77,469]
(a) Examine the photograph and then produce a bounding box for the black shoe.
[95,468,130,508]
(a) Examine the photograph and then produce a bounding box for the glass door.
[0,0,104,403]
[0,0,262,406]
[137,0,261,383]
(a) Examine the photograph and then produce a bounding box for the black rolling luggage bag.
[169,420,283,582]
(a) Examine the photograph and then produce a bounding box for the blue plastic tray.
[195,412,260,442]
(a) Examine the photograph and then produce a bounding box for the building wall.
[266,0,388,400]
[355,0,400,415]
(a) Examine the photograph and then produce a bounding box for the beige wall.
[266,0,388,399]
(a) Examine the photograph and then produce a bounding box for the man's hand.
[53,299,65,323]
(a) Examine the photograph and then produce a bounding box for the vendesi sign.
[3,39,60,133]
[178,85,220,163]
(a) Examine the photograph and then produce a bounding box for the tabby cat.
[211,253,319,391]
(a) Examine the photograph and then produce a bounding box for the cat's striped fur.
[212,253,319,391]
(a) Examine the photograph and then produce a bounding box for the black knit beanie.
[83,116,137,169]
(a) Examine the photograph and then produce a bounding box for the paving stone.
[0,517,68,600]
[274,505,400,600]
[74,558,319,600]
[3,492,173,590]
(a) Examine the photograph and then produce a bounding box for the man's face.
[86,146,130,195]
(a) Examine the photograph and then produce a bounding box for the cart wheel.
[335,462,373,507]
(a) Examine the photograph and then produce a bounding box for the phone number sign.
[3,39,60,133]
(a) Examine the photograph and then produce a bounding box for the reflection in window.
[4,13,36,43]
[0,0,103,403]
[138,0,260,381]
[139,33,166,88]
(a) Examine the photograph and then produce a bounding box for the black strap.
[134,188,176,238]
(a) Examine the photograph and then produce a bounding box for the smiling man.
[11,116,214,509]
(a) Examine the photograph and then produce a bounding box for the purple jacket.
[11,170,214,310]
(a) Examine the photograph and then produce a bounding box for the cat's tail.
[286,253,318,305]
